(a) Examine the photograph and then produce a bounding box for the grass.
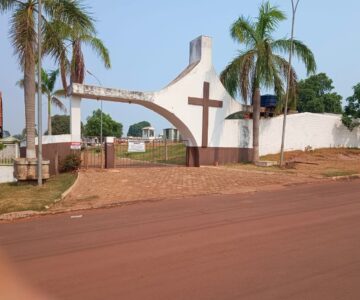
[322,169,358,178]
[0,173,76,215]
[116,143,186,165]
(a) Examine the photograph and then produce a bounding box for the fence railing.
[0,157,13,166]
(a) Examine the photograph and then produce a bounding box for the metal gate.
[114,139,187,167]
[81,137,105,169]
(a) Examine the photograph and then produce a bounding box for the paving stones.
[53,166,317,212]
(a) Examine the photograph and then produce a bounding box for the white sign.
[70,142,81,150]
[128,141,146,153]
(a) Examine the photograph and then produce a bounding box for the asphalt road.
[1,179,360,299]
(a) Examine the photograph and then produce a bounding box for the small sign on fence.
[128,141,146,153]
[70,142,81,150]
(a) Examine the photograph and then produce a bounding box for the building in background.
[142,126,155,140]
[163,128,180,141]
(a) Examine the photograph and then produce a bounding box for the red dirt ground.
[1,179,360,299]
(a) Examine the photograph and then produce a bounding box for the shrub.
[0,143,6,151]
[60,154,82,173]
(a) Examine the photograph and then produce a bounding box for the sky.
[1,0,360,136]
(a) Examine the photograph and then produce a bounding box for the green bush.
[60,154,82,173]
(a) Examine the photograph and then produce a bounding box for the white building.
[163,128,180,141]
[142,126,155,140]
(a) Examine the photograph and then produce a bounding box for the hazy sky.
[1,0,359,136]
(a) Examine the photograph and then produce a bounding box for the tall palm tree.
[44,17,111,91]
[0,0,94,159]
[41,69,66,135]
[221,1,316,162]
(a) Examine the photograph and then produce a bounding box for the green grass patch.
[322,169,358,178]
[0,173,76,215]
[116,143,186,165]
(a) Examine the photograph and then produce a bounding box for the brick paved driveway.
[53,166,319,212]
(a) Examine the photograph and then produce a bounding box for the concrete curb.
[58,171,81,201]
[331,174,360,181]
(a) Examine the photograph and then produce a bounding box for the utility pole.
[37,0,43,185]
[279,0,300,167]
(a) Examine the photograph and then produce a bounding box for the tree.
[44,115,84,135]
[18,68,66,135]
[84,109,123,138]
[41,69,66,135]
[127,121,151,137]
[0,0,94,158]
[43,11,111,90]
[297,73,342,114]
[220,1,316,162]
[342,83,360,131]
[45,115,70,135]
[13,128,38,141]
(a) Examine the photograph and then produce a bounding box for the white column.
[70,96,82,142]
[189,35,212,66]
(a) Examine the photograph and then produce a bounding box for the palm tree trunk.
[60,52,68,93]
[71,39,85,84]
[252,87,261,163]
[48,95,52,135]
[24,51,36,159]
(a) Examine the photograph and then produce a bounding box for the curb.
[331,174,360,181]
[59,171,81,201]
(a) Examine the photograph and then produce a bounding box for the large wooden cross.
[188,82,223,148]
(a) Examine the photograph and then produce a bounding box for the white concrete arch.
[70,36,246,147]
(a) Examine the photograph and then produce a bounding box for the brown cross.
[188,82,223,148]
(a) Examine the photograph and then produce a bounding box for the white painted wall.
[223,113,360,155]
[68,36,360,156]
[20,134,71,147]
[0,166,16,183]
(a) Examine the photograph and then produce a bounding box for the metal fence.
[114,139,187,168]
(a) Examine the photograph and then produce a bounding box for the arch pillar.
[70,95,82,143]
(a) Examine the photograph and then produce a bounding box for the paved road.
[1,180,360,299]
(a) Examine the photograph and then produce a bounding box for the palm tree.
[220,1,316,162]
[43,16,111,91]
[17,68,66,136]
[41,69,66,135]
[0,0,94,159]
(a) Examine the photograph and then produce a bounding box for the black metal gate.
[114,139,187,167]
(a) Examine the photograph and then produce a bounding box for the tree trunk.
[48,95,52,135]
[24,49,36,159]
[71,39,85,84]
[60,52,68,94]
[252,88,261,163]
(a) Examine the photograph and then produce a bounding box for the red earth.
[1,179,360,299]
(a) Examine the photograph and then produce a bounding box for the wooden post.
[54,151,59,175]
[152,140,155,162]
[165,139,168,161]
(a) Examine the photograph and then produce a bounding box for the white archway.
[70,35,251,166]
